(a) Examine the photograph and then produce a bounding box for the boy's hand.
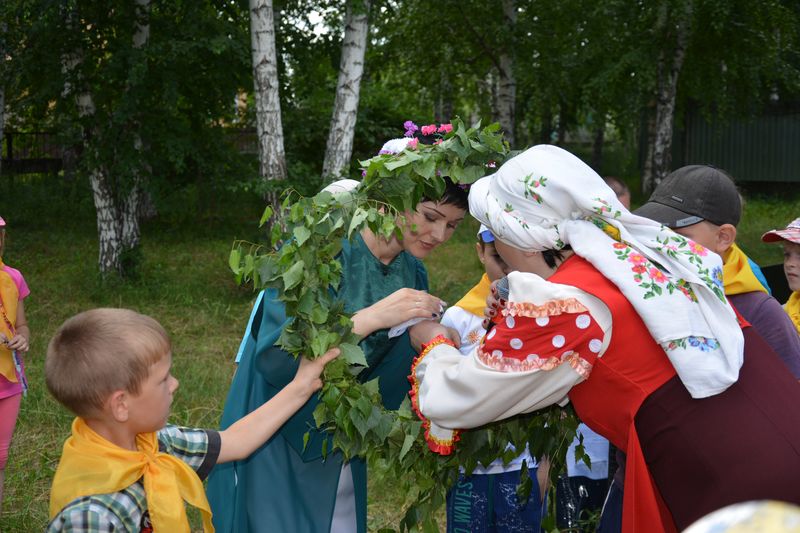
[293,348,340,396]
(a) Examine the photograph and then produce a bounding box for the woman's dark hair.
[424,177,469,210]
[541,245,573,269]
[414,131,469,210]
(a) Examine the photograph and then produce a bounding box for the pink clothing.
[0,393,21,469]
[0,264,28,399]
[1,266,29,300]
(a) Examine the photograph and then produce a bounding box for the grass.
[0,175,797,532]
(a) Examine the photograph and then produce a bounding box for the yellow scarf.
[785,292,800,336]
[723,244,768,296]
[454,273,492,318]
[50,418,214,532]
[0,259,19,383]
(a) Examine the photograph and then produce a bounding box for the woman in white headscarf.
[409,145,800,533]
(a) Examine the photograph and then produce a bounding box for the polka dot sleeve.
[478,308,604,379]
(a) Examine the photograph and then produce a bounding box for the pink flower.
[631,264,646,274]
[688,241,707,256]
[434,138,443,145]
[613,242,628,250]
[407,138,419,149]
[627,253,646,265]
[487,160,497,168]
[421,124,438,136]
[648,268,668,283]
[438,123,453,134]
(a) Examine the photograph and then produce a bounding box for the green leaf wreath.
[230,119,582,532]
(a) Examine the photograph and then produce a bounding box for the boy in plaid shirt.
[45,308,338,532]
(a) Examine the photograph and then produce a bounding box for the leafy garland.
[230,119,582,531]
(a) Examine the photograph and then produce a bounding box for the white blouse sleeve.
[410,271,612,454]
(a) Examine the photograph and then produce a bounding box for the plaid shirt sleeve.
[46,493,133,532]
[157,424,221,481]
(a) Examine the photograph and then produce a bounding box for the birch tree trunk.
[322,0,369,180]
[641,101,657,194]
[60,4,124,274]
[495,0,517,147]
[120,0,151,255]
[82,94,125,275]
[646,1,693,193]
[250,0,286,192]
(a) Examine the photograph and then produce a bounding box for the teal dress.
[207,234,428,533]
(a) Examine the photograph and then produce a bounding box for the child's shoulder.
[47,483,145,532]
[157,424,221,479]
[1,264,29,298]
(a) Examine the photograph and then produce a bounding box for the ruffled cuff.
[408,335,461,455]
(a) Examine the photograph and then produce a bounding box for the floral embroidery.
[688,241,708,256]
[520,174,548,204]
[653,234,727,302]
[466,329,483,345]
[591,198,622,219]
[613,241,697,301]
[665,336,720,352]
[675,279,698,302]
[589,217,622,241]
[711,266,724,290]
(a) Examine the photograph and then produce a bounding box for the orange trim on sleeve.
[407,335,461,455]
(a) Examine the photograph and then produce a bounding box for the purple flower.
[403,120,419,137]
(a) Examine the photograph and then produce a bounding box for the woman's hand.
[482,280,505,329]
[352,288,445,337]
[409,320,461,352]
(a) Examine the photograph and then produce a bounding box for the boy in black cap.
[635,165,800,377]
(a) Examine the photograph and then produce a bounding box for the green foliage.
[231,120,583,531]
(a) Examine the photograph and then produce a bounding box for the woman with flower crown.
[409,144,800,532]
[207,123,467,533]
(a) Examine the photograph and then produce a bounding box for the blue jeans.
[446,467,544,533]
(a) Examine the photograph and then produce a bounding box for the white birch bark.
[646,1,693,193]
[250,0,286,185]
[321,0,369,179]
[496,0,517,147]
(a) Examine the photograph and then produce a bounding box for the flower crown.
[374,121,455,156]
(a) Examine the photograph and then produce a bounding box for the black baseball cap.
[634,165,741,228]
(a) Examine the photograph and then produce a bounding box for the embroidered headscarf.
[469,144,744,399]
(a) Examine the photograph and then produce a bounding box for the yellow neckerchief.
[454,273,492,318]
[50,418,214,532]
[0,259,19,383]
[785,292,800,335]
[723,243,768,296]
